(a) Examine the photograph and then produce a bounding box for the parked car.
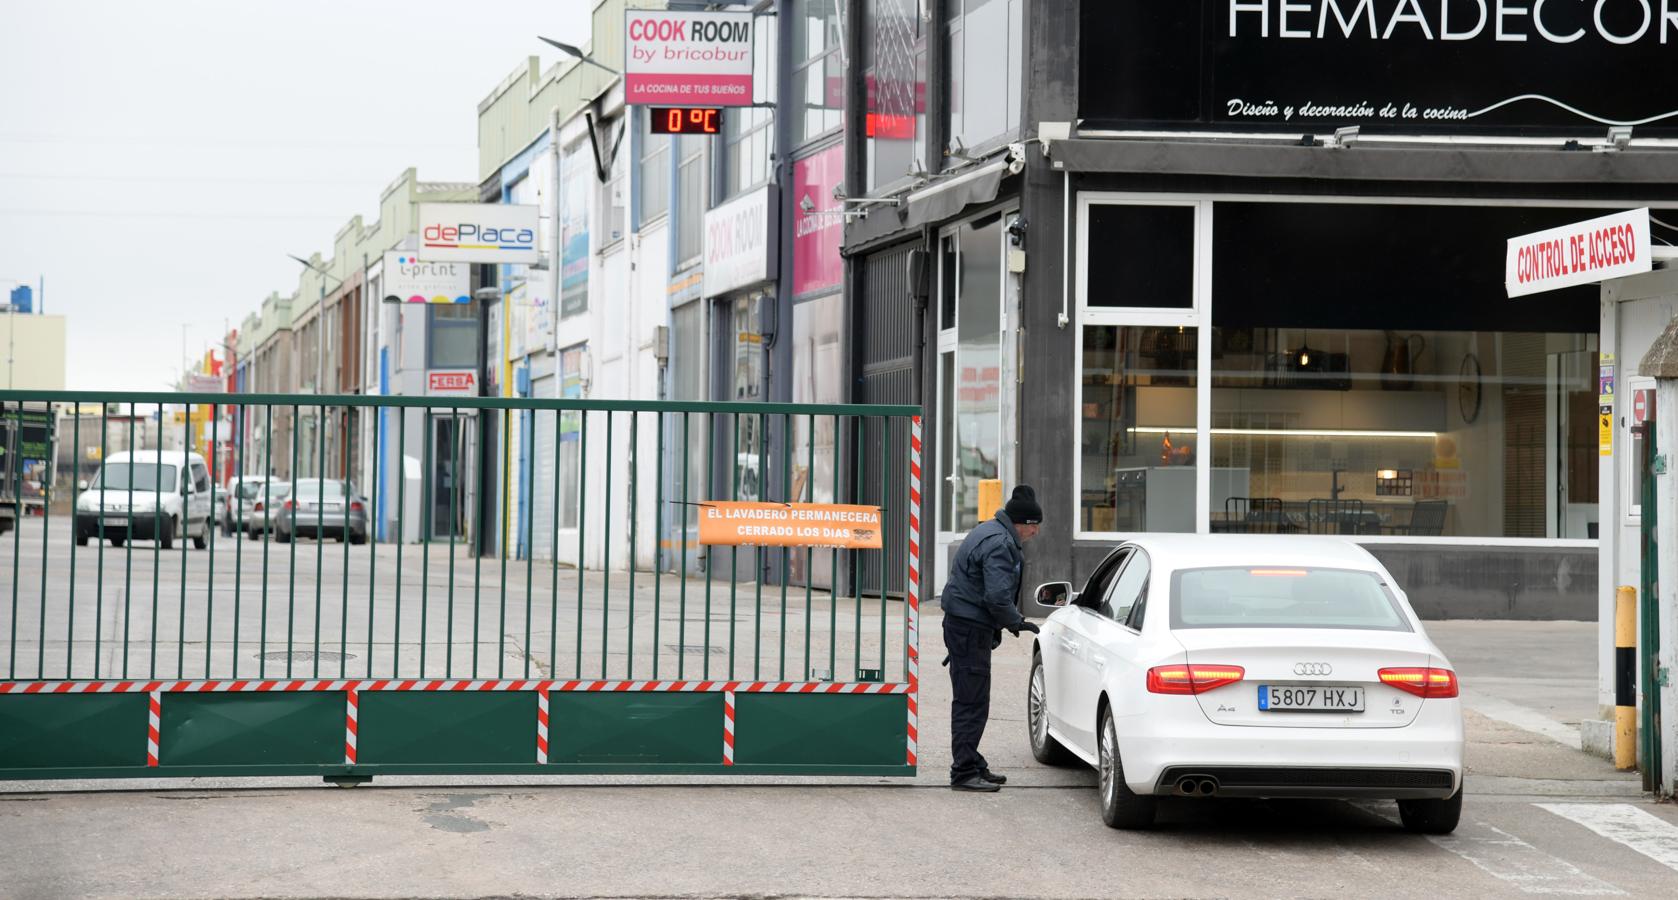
[1024,535,1464,834]
[221,476,284,536]
[274,479,367,544]
[244,481,292,539]
[73,450,215,550]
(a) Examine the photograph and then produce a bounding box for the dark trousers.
[944,615,996,782]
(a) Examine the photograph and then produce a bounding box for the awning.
[844,157,1012,251]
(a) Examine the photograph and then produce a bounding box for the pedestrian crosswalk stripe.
[1538,803,1678,875]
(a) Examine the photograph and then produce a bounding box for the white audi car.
[1025,535,1463,833]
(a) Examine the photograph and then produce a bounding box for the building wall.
[0,314,67,390]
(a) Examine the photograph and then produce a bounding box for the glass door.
[934,213,1012,592]
[430,415,461,540]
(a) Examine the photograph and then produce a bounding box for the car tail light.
[283,500,295,511]
[350,501,365,513]
[1379,667,1459,698]
[1147,664,1246,695]
[253,501,264,512]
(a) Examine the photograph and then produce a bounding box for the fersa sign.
[1082,1,1678,135]
[415,203,540,264]
[427,370,477,396]
[624,10,755,107]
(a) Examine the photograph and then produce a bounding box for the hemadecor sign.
[1506,208,1651,298]
[1082,1,1678,135]
[416,203,539,264]
[624,9,754,106]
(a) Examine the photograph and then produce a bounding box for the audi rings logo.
[1293,662,1333,676]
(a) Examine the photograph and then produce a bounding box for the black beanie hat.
[1005,485,1043,525]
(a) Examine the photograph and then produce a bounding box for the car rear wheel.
[192,519,209,550]
[76,529,89,547]
[1398,786,1462,835]
[159,516,175,550]
[1028,653,1076,766]
[110,536,124,547]
[1097,706,1155,830]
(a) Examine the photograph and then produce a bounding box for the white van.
[74,450,214,549]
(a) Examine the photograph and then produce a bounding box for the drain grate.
[663,644,727,656]
[258,650,355,663]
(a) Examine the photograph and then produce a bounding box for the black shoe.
[980,769,1007,785]
[951,775,1001,792]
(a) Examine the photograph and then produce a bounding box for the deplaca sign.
[624,9,754,106]
[417,203,539,264]
[382,251,470,304]
[1506,208,1651,298]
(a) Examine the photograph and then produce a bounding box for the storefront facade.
[838,1,1678,619]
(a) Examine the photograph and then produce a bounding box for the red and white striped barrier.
[722,689,736,766]
[344,688,358,765]
[146,690,160,767]
[0,679,910,695]
[536,687,550,765]
[906,415,922,768]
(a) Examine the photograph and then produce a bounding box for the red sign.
[428,371,476,395]
[792,145,844,297]
[1634,389,1655,425]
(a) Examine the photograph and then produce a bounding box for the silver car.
[244,481,292,540]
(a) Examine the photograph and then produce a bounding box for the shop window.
[558,343,587,529]
[1085,204,1194,309]
[639,111,671,223]
[792,293,843,587]
[1078,326,1199,534]
[1206,202,1604,540]
[676,134,706,265]
[790,0,844,143]
[864,0,927,189]
[427,304,477,370]
[670,301,707,545]
[722,25,777,198]
[945,0,1023,157]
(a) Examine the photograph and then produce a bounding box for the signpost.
[415,204,540,265]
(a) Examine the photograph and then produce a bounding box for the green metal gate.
[0,391,922,780]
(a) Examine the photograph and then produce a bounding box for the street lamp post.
[472,286,501,558]
[290,255,342,479]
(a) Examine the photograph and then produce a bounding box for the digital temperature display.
[649,107,722,135]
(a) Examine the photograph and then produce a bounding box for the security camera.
[1007,217,1027,246]
[799,195,815,214]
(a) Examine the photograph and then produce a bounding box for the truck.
[0,404,55,535]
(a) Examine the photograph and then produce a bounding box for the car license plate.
[1258,685,1364,712]
[102,516,127,527]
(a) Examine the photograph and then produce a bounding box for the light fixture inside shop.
[1131,427,1439,439]
[1377,468,1400,480]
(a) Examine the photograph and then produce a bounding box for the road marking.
[1356,803,1624,895]
[1537,803,1678,874]
[1461,689,1582,750]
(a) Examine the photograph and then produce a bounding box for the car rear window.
[1170,567,1412,632]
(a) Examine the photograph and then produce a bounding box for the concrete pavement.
[4,518,1677,897]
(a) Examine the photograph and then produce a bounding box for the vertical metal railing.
[0,391,919,688]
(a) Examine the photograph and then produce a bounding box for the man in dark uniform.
[939,485,1043,792]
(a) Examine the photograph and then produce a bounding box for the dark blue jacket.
[939,511,1027,631]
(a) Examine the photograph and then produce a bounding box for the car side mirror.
[1021,581,1074,619]
[77,480,88,491]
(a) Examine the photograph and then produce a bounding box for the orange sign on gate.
[698,501,883,549]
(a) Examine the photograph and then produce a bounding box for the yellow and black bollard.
[1615,585,1638,771]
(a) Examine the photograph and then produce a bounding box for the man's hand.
[1009,621,1041,636]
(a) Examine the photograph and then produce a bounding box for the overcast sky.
[0,0,592,391]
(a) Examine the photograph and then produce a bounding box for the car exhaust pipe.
[1197,779,1219,796]
[1174,776,1220,796]
[1176,777,1197,795]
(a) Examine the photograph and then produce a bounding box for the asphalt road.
[3,518,1677,898]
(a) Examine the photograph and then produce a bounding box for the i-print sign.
[624,10,754,106]
[1506,209,1651,298]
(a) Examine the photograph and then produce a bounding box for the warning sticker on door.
[1600,406,1614,457]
